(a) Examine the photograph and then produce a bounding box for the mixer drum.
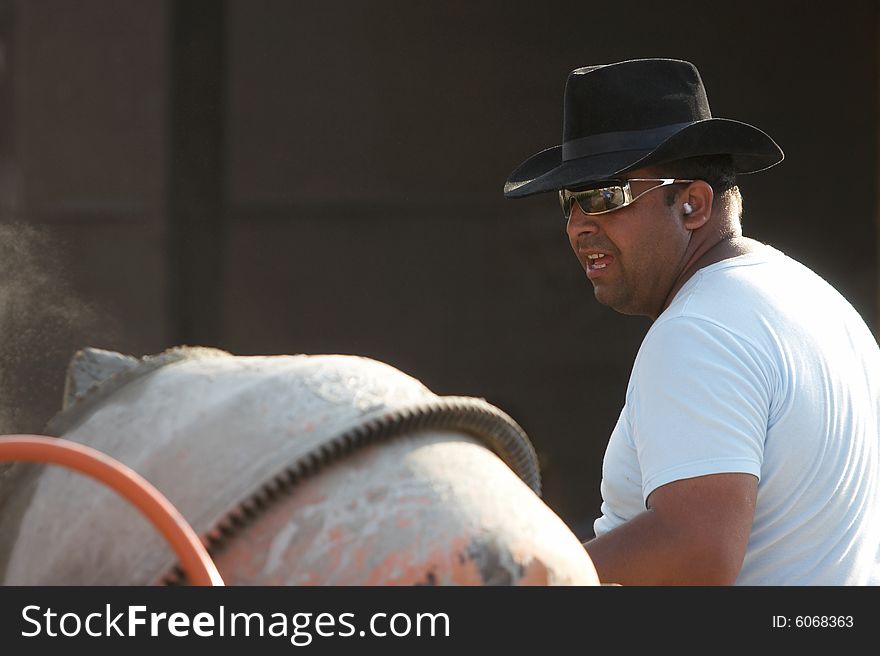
[0,347,598,585]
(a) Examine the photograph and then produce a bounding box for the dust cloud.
[0,223,117,434]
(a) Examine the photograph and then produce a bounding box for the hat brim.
[503,118,783,198]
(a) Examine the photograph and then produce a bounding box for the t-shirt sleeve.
[628,316,770,504]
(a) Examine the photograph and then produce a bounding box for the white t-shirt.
[593,245,880,585]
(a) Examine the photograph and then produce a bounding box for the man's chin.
[593,285,635,316]
[592,284,616,309]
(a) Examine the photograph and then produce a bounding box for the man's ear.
[681,180,713,230]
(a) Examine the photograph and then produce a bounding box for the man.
[504,58,880,585]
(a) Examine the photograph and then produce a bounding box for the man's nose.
[566,204,601,239]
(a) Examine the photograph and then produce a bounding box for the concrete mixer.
[0,346,598,586]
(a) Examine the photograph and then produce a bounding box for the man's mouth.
[586,252,614,271]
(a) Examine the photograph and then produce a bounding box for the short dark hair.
[657,154,739,206]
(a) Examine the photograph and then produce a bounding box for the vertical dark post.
[168,0,226,346]
[0,0,16,219]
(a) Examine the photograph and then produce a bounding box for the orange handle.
[0,434,224,586]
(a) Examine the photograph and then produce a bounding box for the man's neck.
[658,234,763,318]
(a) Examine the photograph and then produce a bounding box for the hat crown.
[503,57,783,198]
[563,59,712,143]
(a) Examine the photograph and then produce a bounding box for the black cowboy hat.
[503,58,783,198]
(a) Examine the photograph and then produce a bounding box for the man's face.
[564,168,692,318]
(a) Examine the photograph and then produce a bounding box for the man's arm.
[583,472,757,585]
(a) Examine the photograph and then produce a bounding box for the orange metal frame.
[0,434,223,586]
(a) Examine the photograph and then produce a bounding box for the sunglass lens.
[559,190,571,219]
[560,184,628,218]
[582,186,626,213]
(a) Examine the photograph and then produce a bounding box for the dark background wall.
[0,1,876,539]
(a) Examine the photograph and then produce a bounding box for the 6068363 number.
[794,616,853,628]
[773,615,854,629]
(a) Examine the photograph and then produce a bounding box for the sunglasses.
[559,178,695,220]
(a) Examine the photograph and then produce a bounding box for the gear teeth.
[253,490,270,509]
[292,459,310,478]
[306,451,323,472]
[164,396,540,584]
[162,565,186,586]
[350,424,369,444]
[396,409,416,433]
[318,441,337,460]
[334,436,353,458]
[238,500,254,517]
[263,478,282,500]
[218,517,236,536]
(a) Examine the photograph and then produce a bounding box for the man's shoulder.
[648,247,879,370]
[643,251,815,359]
[667,247,839,326]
